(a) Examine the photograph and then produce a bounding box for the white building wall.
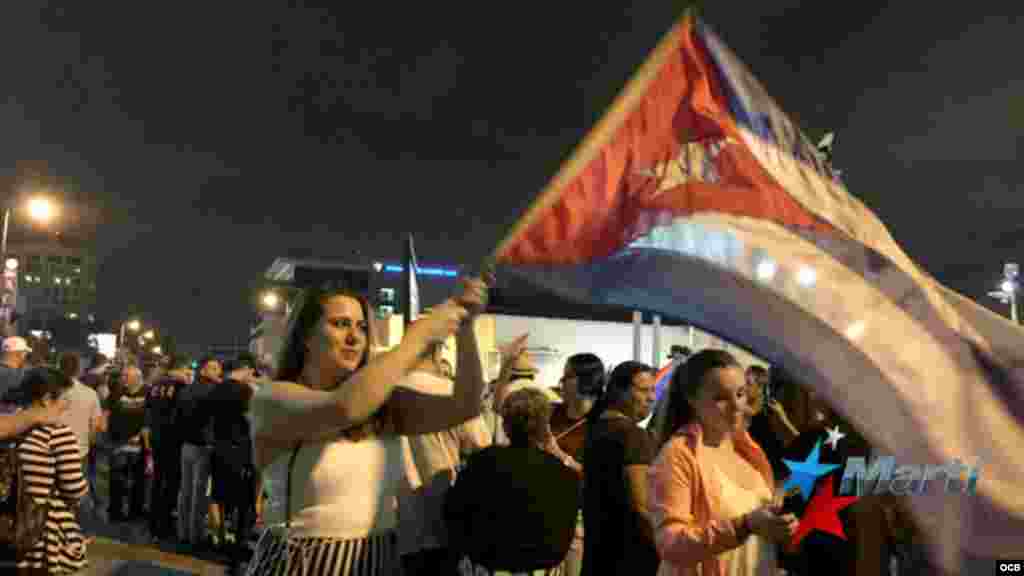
[489,315,768,388]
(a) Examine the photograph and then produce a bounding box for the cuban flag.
[654,357,681,403]
[492,13,1024,571]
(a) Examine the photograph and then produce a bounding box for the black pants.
[149,440,182,538]
[110,448,146,519]
[401,547,459,575]
[222,486,256,574]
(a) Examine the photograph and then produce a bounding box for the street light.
[262,291,280,310]
[152,346,162,355]
[142,329,155,340]
[988,263,1019,325]
[27,197,54,222]
[127,319,141,332]
[1,196,56,334]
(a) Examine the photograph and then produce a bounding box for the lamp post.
[1,197,55,334]
[988,263,1019,325]
[262,290,293,316]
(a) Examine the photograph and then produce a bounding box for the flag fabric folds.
[493,14,1024,571]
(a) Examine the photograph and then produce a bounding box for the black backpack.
[0,435,50,555]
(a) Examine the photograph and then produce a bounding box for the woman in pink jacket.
[649,350,798,576]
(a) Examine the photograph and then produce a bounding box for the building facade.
[8,239,98,332]
[250,257,766,376]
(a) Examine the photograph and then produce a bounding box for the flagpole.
[402,234,419,326]
[652,314,662,367]
[490,10,696,262]
[632,311,643,362]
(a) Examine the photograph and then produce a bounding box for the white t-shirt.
[60,379,102,457]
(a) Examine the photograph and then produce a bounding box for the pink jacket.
[648,422,775,576]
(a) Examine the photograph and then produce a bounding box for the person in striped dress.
[13,367,90,575]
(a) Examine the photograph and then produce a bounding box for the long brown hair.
[275,283,386,441]
[655,348,741,448]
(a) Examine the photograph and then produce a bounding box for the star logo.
[782,439,840,501]
[634,138,736,197]
[790,475,859,548]
[824,425,846,450]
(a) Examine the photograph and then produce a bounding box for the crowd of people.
[240,275,926,576]
[0,334,266,575]
[0,273,927,575]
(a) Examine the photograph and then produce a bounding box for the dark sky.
[1,2,1021,354]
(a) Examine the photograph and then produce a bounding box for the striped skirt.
[248,527,400,576]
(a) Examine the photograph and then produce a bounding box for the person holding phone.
[649,350,798,576]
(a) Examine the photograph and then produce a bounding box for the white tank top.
[263,435,405,539]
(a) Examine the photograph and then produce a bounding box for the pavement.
[80,447,260,575]
[83,537,226,576]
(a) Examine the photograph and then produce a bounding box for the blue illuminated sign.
[382,264,458,278]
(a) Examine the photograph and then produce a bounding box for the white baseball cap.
[2,337,31,353]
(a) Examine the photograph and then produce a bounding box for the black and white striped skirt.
[248,528,400,576]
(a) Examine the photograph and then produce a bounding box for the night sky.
[1,2,1021,355]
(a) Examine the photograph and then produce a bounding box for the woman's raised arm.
[250,302,466,467]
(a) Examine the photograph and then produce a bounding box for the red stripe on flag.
[497,18,832,266]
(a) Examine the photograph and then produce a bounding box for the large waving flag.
[493,14,1024,571]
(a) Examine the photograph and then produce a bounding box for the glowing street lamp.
[262,291,281,310]
[142,329,155,340]
[27,197,55,222]
[127,319,141,332]
[1,196,58,333]
[988,263,1019,325]
[152,346,162,355]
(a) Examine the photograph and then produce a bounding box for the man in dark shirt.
[209,355,259,574]
[145,356,193,540]
[175,356,221,545]
[582,361,658,576]
[105,365,147,521]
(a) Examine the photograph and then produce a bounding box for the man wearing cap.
[0,336,32,411]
